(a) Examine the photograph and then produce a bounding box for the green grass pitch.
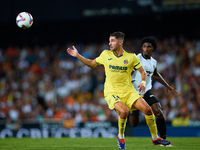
[0,137,199,150]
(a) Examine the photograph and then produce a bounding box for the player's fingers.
[173,90,178,94]
[139,85,145,93]
[72,45,76,50]
[174,89,178,93]
[66,48,72,53]
[169,88,177,94]
[138,86,142,92]
[142,86,145,93]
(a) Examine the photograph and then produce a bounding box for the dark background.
[0,0,200,138]
[1,0,200,48]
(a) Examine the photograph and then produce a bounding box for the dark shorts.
[129,90,159,116]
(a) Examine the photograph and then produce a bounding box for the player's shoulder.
[99,50,111,56]
[137,53,142,58]
[101,49,111,54]
[124,49,134,54]
[103,49,111,52]
[124,50,137,56]
[150,56,157,64]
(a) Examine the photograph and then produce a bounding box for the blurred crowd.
[0,35,200,125]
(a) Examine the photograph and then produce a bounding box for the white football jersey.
[131,53,157,95]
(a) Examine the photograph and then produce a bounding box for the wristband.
[141,80,146,85]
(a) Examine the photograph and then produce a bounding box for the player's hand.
[67,45,78,57]
[167,86,178,94]
[138,83,146,94]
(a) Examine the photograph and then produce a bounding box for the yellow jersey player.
[67,31,170,149]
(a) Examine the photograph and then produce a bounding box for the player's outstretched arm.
[153,71,178,94]
[137,67,147,93]
[67,46,98,68]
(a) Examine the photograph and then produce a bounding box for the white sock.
[152,135,159,140]
[118,134,125,139]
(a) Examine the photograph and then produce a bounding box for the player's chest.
[105,55,132,72]
[106,56,132,67]
[140,59,155,71]
[140,59,155,76]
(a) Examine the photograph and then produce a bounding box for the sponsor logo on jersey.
[146,71,154,76]
[109,65,127,72]
[108,58,112,61]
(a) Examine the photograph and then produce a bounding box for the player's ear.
[119,40,123,45]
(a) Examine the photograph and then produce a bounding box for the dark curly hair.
[141,36,157,51]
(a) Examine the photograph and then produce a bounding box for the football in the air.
[16,12,33,29]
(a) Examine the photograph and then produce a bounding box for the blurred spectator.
[0,36,200,125]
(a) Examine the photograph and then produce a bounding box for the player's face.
[142,42,154,59]
[109,36,122,51]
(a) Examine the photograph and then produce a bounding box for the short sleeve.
[132,53,142,70]
[95,50,106,65]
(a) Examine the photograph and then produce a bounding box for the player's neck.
[142,53,151,59]
[114,48,124,56]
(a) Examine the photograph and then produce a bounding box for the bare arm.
[137,67,147,93]
[152,70,178,94]
[67,46,98,68]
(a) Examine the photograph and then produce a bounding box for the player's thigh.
[114,101,129,116]
[105,94,128,113]
[144,90,159,106]
[132,97,152,115]
[125,92,141,111]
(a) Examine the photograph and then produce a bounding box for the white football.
[16,12,33,29]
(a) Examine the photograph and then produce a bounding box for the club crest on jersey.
[112,95,119,101]
[124,59,128,64]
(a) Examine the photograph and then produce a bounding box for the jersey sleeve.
[133,53,142,70]
[153,59,158,74]
[153,67,157,75]
[95,50,106,65]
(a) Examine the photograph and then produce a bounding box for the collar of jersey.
[142,53,151,60]
[113,51,123,58]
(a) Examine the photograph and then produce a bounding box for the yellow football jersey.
[95,50,142,95]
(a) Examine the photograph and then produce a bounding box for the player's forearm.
[138,67,147,82]
[153,73,169,87]
[77,53,96,68]
[141,71,147,82]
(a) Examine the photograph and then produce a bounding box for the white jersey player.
[129,36,178,141]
